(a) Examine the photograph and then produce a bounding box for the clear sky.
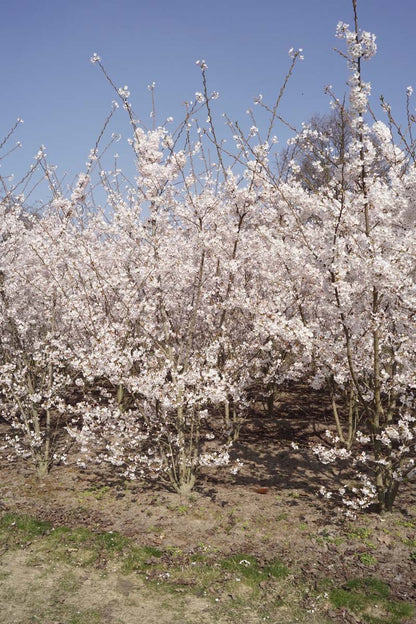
[1,0,416,203]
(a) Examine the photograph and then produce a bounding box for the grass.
[67,610,103,624]
[0,512,52,542]
[122,545,163,573]
[1,511,296,619]
[1,511,414,624]
[330,577,415,624]
[0,513,132,568]
[59,570,83,593]
[30,606,103,624]
[220,553,290,586]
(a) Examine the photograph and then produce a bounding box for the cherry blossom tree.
[271,11,416,513]
[0,195,83,476]
[64,113,309,493]
[1,0,414,510]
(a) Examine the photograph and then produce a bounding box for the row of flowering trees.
[0,10,415,511]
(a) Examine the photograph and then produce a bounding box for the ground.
[0,386,415,624]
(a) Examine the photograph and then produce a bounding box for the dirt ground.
[0,386,415,623]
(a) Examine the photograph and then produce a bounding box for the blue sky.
[1,0,416,203]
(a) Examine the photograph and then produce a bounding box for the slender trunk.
[331,392,346,445]
[231,403,242,442]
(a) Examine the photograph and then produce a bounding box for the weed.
[166,545,184,557]
[147,524,164,534]
[272,511,288,522]
[395,519,416,530]
[78,485,111,501]
[347,525,373,540]
[287,491,300,499]
[167,503,189,515]
[359,553,378,566]
[176,504,189,515]
[196,542,218,553]
[315,529,344,546]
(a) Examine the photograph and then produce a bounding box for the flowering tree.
[64,114,309,492]
[1,1,414,510]
[0,196,82,476]
[271,12,416,513]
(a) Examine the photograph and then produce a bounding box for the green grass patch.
[0,512,52,537]
[44,527,132,567]
[46,526,129,552]
[96,530,130,552]
[66,608,103,624]
[58,570,83,593]
[121,545,163,573]
[189,552,209,563]
[0,512,137,569]
[51,526,93,544]
[330,577,415,624]
[221,553,289,585]
[347,577,390,598]
[263,559,291,578]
